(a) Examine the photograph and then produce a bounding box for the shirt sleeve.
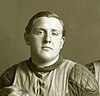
[0,64,17,89]
[68,63,99,96]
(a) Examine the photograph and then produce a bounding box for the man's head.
[24,11,66,66]
[25,11,66,37]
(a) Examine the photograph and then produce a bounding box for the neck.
[31,55,59,68]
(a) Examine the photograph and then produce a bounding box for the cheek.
[30,37,43,47]
[53,39,62,48]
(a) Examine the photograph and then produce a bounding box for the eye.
[52,31,59,36]
[34,29,44,35]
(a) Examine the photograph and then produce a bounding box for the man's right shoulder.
[0,64,18,89]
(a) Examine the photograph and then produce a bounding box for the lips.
[42,46,53,50]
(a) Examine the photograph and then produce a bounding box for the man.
[0,11,99,96]
[85,60,100,93]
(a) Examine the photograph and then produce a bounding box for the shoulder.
[85,60,100,78]
[85,61,95,75]
[0,64,18,88]
[85,60,100,73]
[0,59,29,89]
[0,59,28,89]
[69,63,99,93]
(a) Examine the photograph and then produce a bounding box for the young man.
[0,11,99,96]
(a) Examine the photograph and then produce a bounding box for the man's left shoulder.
[69,63,99,93]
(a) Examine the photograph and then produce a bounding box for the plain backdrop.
[0,0,100,75]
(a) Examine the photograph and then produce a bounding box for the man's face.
[25,17,65,63]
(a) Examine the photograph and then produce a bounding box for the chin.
[40,52,59,61]
[40,53,54,61]
[41,55,52,60]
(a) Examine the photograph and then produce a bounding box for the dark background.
[0,0,100,75]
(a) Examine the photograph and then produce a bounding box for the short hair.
[25,11,66,37]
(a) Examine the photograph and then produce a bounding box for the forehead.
[32,17,63,31]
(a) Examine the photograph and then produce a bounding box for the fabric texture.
[85,60,100,93]
[0,58,99,96]
[13,59,75,96]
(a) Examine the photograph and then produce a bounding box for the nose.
[44,32,51,43]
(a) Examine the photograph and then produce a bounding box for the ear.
[60,37,65,49]
[24,33,30,45]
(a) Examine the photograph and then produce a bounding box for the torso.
[13,59,76,96]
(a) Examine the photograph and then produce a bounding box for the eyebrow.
[51,29,60,32]
[34,28,60,32]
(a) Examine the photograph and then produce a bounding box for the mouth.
[42,46,53,50]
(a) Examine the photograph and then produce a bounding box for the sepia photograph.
[0,0,100,95]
